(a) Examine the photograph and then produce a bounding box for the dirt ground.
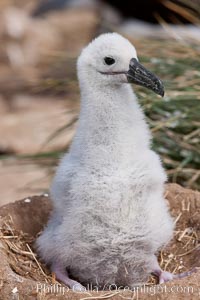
[0,183,199,299]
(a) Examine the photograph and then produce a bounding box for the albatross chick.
[36,33,195,290]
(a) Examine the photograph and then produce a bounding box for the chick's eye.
[104,57,115,65]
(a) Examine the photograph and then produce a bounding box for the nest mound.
[0,183,199,300]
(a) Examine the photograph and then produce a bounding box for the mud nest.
[0,183,199,300]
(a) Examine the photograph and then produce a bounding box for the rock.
[0,95,78,206]
[1,6,99,68]
[0,183,199,299]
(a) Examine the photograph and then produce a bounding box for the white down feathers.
[36,33,174,288]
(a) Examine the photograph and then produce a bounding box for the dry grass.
[0,215,53,284]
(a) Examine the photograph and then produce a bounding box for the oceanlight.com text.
[36,283,200,297]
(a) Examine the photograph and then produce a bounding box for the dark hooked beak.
[127,58,164,97]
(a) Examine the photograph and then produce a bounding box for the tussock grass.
[135,38,200,190]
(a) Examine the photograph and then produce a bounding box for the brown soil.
[0,183,199,299]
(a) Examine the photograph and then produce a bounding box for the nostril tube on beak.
[127,58,165,97]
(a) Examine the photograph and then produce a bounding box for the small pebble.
[24,198,31,203]
[12,287,18,294]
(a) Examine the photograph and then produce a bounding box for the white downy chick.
[36,33,194,290]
